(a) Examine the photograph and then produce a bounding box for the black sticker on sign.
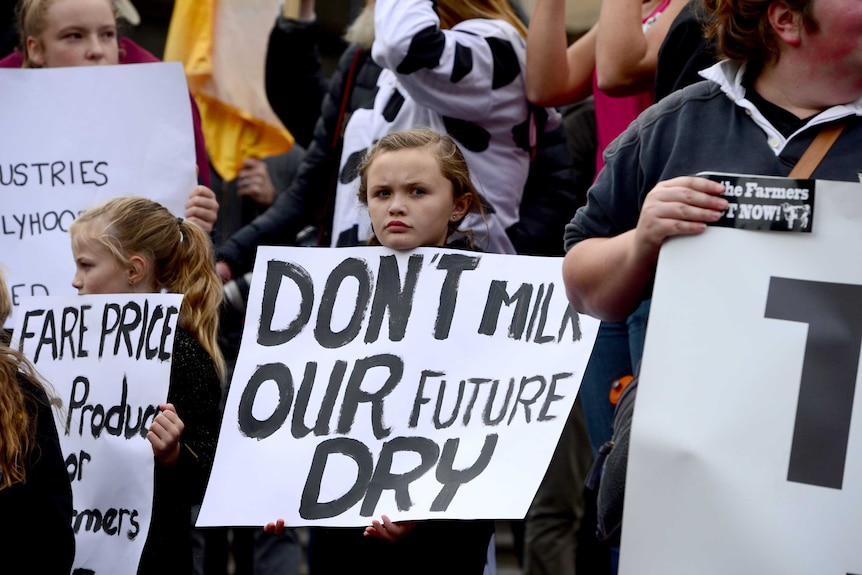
[699,172,815,233]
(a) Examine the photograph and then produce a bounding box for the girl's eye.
[102,30,116,39]
[411,188,426,196]
[373,189,390,198]
[65,32,83,40]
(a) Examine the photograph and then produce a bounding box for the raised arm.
[282,0,312,19]
[526,0,597,107]
[372,0,526,119]
[265,0,327,148]
[594,0,689,96]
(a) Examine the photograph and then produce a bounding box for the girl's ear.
[767,1,804,47]
[127,254,150,291]
[26,36,46,67]
[450,194,472,223]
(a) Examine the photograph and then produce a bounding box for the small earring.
[451,215,457,221]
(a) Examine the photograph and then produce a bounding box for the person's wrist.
[216,261,235,284]
[283,0,316,21]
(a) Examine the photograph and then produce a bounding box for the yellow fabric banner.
[164,0,293,181]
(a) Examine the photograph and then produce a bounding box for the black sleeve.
[263,144,306,194]
[654,2,719,101]
[165,330,222,503]
[506,112,587,256]
[10,377,76,574]
[265,15,329,148]
[397,520,495,574]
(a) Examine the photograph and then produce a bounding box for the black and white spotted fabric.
[330,0,561,253]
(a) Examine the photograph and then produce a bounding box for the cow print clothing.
[330,0,560,253]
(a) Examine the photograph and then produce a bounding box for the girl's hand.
[216,261,234,284]
[237,158,277,207]
[264,519,287,536]
[363,515,417,543]
[147,403,184,466]
[185,185,219,233]
[633,176,727,262]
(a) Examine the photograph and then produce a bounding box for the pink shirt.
[592,0,672,175]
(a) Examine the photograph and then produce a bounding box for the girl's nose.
[86,37,105,61]
[389,195,407,214]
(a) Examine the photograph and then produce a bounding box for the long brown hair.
[70,197,226,382]
[0,270,45,489]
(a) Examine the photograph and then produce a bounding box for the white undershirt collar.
[699,61,862,155]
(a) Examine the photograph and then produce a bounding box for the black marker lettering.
[433,253,481,340]
[315,258,372,349]
[765,277,862,489]
[336,354,402,440]
[359,436,440,516]
[364,254,421,343]
[300,437,373,520]
[258,260,314,346]
[431,434,498,511]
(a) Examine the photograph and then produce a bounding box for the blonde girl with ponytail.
[69,196,223,575]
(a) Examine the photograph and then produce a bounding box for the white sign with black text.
[13,293,183,575]
[197,246,600,527]
[0,63,195,326]
[620,179,862,575]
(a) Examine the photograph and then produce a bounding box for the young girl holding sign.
[0,270,74,574]
[69,197,224,575]
[268,128,495,574]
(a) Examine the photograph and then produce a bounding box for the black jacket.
[0,375,75,575]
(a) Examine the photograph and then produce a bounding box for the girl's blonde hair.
[437,0,528,38]
[15,0,119,68]
[357,128,486,248]
[0,270,44,489]
[70,197,225,382]
[344,0,528,48]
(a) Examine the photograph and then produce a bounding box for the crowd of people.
[1,0,859,573]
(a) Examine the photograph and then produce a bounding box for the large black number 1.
[765,277,862,490]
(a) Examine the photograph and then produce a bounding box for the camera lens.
[223,272,253,315]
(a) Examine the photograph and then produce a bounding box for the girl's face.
[366,147,470,250]
[70,226,133,295]
[27,0,119,68]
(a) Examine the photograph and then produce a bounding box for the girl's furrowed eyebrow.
[403,179,431,189]
[56,25,85,34]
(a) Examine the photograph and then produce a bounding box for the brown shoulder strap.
[788,122,846,179]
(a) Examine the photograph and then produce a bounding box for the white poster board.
[0,63,195,325]
[13,293,183,575]
[198,246,599,527]
[620,179,862,575]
